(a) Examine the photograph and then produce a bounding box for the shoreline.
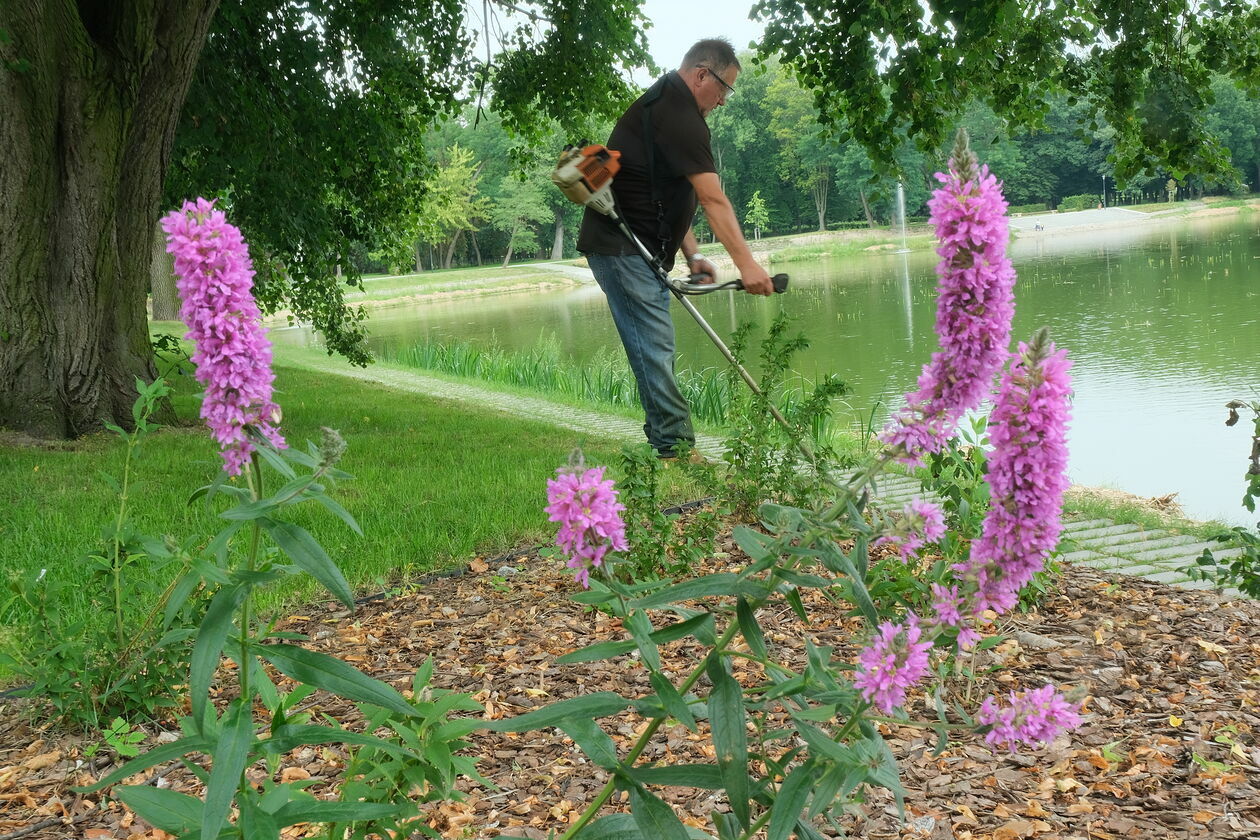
[282,199,1258,315]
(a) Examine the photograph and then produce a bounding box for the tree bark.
[150,223,180,320]
[550,207,564,259]
[471,230,482,265]
[502,224,518,268]
[859,187,877,229]
[0,1,219,438]
[812,168,829,231]
[442,229,463,269]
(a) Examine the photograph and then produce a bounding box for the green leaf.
[259,724,417,758]
[629,784,691,840]
[557,717,620,770]
[627,764,723,789]
[768,762,815,840]
[256,643,415,717]
[273,799,403,825]
[482,692,630,732]
[650,611,715,645]
[203,699,256,840]
[732,525,774,562]
[575,813,646,840]
[253,441,297,478]
[707,657,750,829]
[76,736,211,792]
[114,786,202,835]
[191,584,243,725]
[220,498,279,521]
[735,597,767,661]
[774,568,832,589]
[259,519,353,608]
[821,546,877,625]
[239,796,282,840]
[784,587,808,623]
[649,671,698,731]
[555,640,636,665]
[310,492,363,536]
[625,610,661,672]
[630,574,769,609]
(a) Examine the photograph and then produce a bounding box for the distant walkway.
[1008,206,1167,233]
[287,352,1242,595]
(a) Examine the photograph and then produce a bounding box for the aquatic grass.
[382,335,834,430]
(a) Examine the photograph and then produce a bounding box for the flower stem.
[557,622,742,840]
[240,453,264,703]
[111,434,137,651]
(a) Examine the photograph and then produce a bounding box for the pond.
[275,214,1260,525]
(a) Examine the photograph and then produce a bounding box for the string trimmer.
[552,143,807,447]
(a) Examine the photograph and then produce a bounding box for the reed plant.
[384,333,835,431]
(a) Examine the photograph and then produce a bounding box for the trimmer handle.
[733,273,789,294]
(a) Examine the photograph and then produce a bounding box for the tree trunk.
[442,229,462,269]
[502,224,518,268]
[812,169,829,231]
[414,240,424,273]
[550,207,564,259]
[471,230,482,265]
[150,223,180,321]
[0,1,220,438]
[859,187,877,229]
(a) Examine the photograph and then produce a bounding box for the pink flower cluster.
[545,465,628,588]
[875,497,946,562]
[954,333,1073,615]
[977,684,1082,752]
[881,135,1016,466]
[162,198,285,475]
[853,615,933,713]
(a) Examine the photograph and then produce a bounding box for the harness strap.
[640,75,671,263]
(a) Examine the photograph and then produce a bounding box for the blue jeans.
[587,253,695,456]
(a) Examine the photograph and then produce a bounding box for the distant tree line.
[357,62,1258,273]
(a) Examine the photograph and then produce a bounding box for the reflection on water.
[275,214,1260,525]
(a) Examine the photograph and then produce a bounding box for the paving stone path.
[288,352,1244,595]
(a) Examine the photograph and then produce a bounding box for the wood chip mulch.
[2,518,1259,840]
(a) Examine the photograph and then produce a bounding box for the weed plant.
[1,378,208,729]
[718,313,851,517]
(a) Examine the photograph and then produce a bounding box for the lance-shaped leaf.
[707,656,750,828]
[257,643,414,717]
[481,692,630,732]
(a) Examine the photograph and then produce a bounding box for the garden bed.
[2,521,1258,840]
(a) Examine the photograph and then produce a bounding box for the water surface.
[275,214,1260,524]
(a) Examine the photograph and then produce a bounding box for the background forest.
[341,59,1260,274]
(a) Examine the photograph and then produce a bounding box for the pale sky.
[635,0,766,80]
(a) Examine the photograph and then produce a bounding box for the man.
[577,38,774,459]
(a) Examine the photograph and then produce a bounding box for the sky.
[635,0,767,80]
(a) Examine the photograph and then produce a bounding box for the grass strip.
[0,362,640,635]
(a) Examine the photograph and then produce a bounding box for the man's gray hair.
[681,39,741,75]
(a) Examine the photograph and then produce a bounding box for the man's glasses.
[696,65,735,97]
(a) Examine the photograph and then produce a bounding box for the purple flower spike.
[874,498,946,562]
[881,129,1017,466]
[162,198,285,475]
[955,329,1072,615]
[545,464,628,588]
[977,684,1082,751]
[853,614,933,713]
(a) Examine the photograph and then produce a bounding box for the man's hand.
[687,255,718,283]
[737,260,774,296]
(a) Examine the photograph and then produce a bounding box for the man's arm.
[686,172,773,296]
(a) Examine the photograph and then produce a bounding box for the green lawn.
[0,362,646,632]
[346,265,573,302]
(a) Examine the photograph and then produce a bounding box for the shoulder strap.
[640,75,671,259]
